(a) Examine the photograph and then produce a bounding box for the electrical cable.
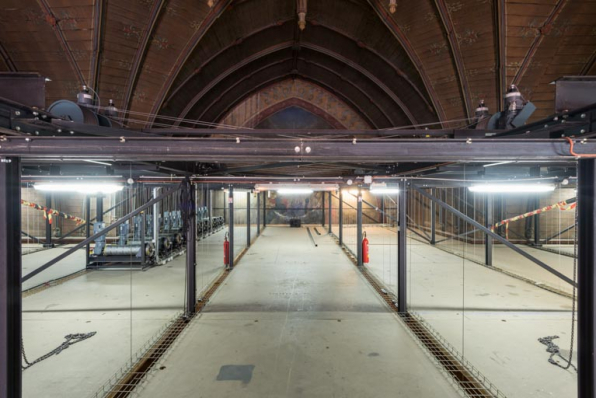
[565,136,596,158]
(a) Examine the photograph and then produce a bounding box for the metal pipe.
[85,195,90,267]
[578,159,596,398]
[357,191,363,267]
[328,190,332,233]
[0,157,21,398]
[322,192,326,227]
[247,191,251,247]
[339,190,343,246]
[186,185,196,316]
[257,190,261,236]
[141,211,146,265]
[208,189,213,235]
[22,185,180,282]
[398,179,407,313]
[431,188,436,244]
[44,193,53,248]
[485,194,493,266]
[153,187,160,263]
[534,196,541,246]
[263,191,267,228]
[229,186,234,269]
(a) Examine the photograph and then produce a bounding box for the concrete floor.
[135,226,460,398]
[353,226,577,398]
[21,224,577,398]
[22,229,229,398]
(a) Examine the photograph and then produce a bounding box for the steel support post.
[398,179,407,313]
[0,157,21,398]
[534,196,541,246]
[381,195,385,224]
[140,211,146,266]
[186,186,196,316]
[263,191,267,228]
[257,190,261,236]
[485,194,493,266]
[328,190,332,233]
[247,192,251,247]
[578,159,596,398]
[44,193,53,247]
[322,192,326,227]
[357,191,363,267]
[430,188,436,245]
[228,186,234,269]
[85,195,90,267]
[153,188,160,263]
[208,189,212,235]
[339,191,343,246]
[96,195,103,222]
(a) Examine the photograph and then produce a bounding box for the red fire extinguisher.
[362,231,369,264]
[223,232,230,267]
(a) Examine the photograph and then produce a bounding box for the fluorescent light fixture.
[468,183,555,193]
[255,183,338,192]
[277,188,314,194]
[369,182,399,195]
[370,188,400,194]
[34,183,123,194]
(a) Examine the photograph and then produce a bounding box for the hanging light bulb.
[208,0,214,7]
[297,0,307,31]
[389,0,397,13]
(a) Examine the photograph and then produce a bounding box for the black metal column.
[257,191,261,236]
[186,186,196,316]
[247,192,251,247]
[339,191,343,246]
[263,191,267,228]
[430,188,436,245]
[85,195,91,267]
[0,157,21,398]
[208,189,212,235]
[228,186,234,269]
[398,179,407,313]
[578,159,596,398]
[485,194,493,266]
[357,190,363,266]
[328,190,332,233]
[44,193,53,247]
[322,192,326,227]
[534,196,541,246]
[96,195,103,222]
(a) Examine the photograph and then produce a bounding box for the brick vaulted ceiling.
[0,0,594,130]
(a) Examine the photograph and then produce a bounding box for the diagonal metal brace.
[413,186,576,286]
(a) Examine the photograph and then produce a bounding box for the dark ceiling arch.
[165,55,384,129]
[209,69,386,128]
[244,97,349,129]
[174,50,399,128]
[164,20,435,121]
[175,43,412,127]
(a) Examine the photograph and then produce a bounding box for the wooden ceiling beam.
[36,0,86,85]
[146,0,233,125]
[122,0,166,114]
[89,0,105,92]
[434,0,472,118]
[367,0,447,125]
[512,0,569,86]
[494,0,506,111]
[0,42,17,72]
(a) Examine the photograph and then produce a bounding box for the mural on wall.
[265,192,324,225]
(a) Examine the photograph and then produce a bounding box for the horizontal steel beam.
[0,135,586,162]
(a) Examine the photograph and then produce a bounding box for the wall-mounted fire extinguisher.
[362,231,369,264]
[224,232,230,268]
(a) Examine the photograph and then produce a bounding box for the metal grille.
[22,269,89,298]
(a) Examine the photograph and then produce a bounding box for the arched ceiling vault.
[0,0,594,128]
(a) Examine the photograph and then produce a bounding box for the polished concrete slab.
[136,226,460,398]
